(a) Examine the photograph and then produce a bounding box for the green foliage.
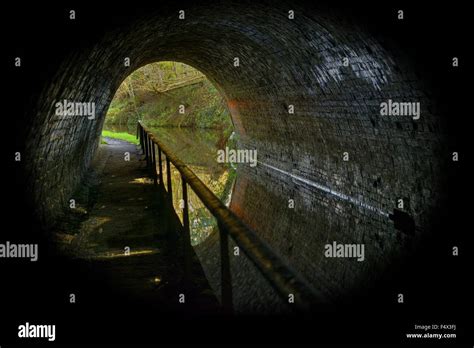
[105,62,233,133]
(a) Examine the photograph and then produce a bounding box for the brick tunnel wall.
[21,1,448,308]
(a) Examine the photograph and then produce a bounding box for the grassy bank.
[101,130,139,145]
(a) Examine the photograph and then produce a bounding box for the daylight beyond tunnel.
[22,1,448,306]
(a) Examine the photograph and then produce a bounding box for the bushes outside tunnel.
[105,61,233,135]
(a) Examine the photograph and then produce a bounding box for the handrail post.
[147,134,151,167]
[139,126,143,151]
[219,222,233,312]
[147,135,152,168]
[158,146,163,185]
[152,141,157,186]
[166,157,173,202]
[181,176,191,283]
[149,137,153,168]
[144,131,148,163]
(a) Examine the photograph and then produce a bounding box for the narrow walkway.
[71,138,167,257]
[58,138,217,313]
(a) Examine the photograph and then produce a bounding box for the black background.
[1,0,472,345]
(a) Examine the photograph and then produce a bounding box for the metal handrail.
[137,121,321,311]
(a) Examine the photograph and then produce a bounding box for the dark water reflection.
[103,123,407,311]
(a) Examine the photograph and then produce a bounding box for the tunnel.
[7,0,469,339]
[17,0,450,303]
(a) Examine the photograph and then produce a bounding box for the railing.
[137,121,320,312]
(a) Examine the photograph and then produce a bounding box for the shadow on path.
[56,137,219,315]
